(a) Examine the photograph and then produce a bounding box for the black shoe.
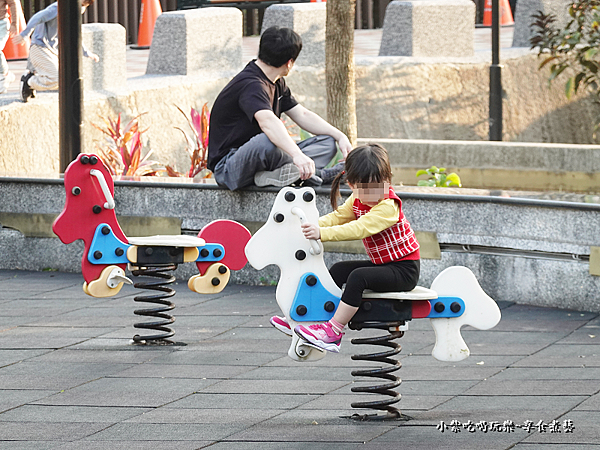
[297,175,323,187]
[20,71,36,102]
[318,162,345,184]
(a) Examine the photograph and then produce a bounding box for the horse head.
[429,266,501,361]
[246,187,341,361]
[53,154,127,284]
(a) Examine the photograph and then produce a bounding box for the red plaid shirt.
[352,189,420,264]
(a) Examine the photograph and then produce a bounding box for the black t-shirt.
[207,60,298,171]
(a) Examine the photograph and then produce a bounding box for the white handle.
[90,169,115,210]
[291,206,322,255]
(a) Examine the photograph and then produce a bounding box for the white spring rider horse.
[245,186,501,362]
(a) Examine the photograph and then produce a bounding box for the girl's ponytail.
[329,170,345,211]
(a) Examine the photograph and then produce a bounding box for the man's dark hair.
[258,27,302,68]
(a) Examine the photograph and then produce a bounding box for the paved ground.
[1,268,599,449]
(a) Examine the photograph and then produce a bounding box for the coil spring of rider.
[347,320,407,421]
[131,265,177,345]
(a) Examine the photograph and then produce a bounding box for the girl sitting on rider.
[270,143,420,352]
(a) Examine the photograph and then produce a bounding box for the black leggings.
[330,259,420,308]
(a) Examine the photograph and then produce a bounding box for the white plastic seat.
[362,286,438,301]
[127,235,206,247]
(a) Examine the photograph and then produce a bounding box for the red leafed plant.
[92,113,162,178]
[166,103,211,178]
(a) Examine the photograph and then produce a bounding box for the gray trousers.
[213,133,337,190]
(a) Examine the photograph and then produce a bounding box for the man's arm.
[255,109,315,180]
[7,0,17,36]
[285,104,353,158]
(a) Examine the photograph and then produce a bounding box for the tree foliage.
[530,0,600,100]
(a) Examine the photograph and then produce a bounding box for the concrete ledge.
[3,50,600,176]
[370,138,600,192]
[1,177,599,311]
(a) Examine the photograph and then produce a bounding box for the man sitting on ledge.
[207,26,352,190]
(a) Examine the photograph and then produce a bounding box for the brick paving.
[0,268,598,448]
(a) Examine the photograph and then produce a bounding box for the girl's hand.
[301,223,320,240]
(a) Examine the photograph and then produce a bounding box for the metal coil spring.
[348,321,405,421]
[131,265,177,344]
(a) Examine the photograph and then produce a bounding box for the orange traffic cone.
[483,0,514,27]
[4,0,29,61]
[131,0,162,50]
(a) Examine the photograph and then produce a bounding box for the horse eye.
[274,213,284,223]
[72,186,81,196]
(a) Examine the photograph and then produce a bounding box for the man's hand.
[88,52,100,63]
[9,24,17,37]
[337,134,353,158]
[301,223,321,240]
[12,34,24,45]
[293,152,315,180]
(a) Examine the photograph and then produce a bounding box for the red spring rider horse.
[53,154,251,343]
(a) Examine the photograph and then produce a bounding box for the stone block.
[82,23,127,92]
[379,0,475,57]
[261,3,326,66]
[512,0,571,48]
[146,8,243,76]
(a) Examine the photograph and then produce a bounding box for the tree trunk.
[326,0,358,148]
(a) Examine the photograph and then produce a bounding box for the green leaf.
[539,55,558,69]
[574,72,586,92]
[299,129,314,140]
[582,60,599,73]
[584,48,600,60]
[417,180,434,187]
[549,64,568,81]
[446,173,462,187]
[416,169,429,177]
[566,77,575,99]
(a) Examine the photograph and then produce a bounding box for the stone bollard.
[82,23,127,92]
[146,8,243,76]
[512,0,571,48]
[261,3,326,66]
[379,0,475,57]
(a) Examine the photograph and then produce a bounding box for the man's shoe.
[297,175,323,187]
[0,71,15,94]
[254,163,301,187]
[20,71,36,102]
[318,162,345,185]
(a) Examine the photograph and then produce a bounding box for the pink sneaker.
[294,322,343,353]
[270,315,292,336]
